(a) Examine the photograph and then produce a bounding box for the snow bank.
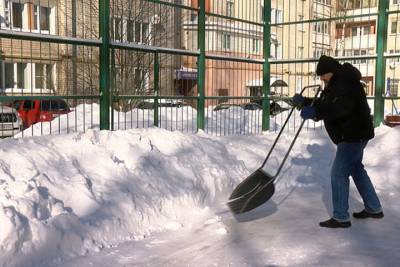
[2,118,399,266]
[0,128,247,267]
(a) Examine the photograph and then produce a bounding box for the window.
[112,17,123,41]
[35,63,54,89]
[298,15,305,32]
[271,42,282,59]
[297,46,304,58]
[127,20,134,42]
[190,12,197,21]
[39,6,50,31]
[222,34,231,50]
[337,0,377,10]
[32,5,51,32]
[363,25,370,35]
[141,23,149,43]
[2,2,53,32]
[2,0,11,28]
[126,20,149,44]
[2,62,27,89]
[391,21,399,34]
[271,8,283,24]
[261,6,264,22]
[387,78,399,96]
[226,0,234,17]
[134,69,150,93]
[313,16,330,35]
[394,0,400,4]
[352,50,368,64]
[1,62,54,91]
[352,27,358,36]
[315,0,331,5]
[389,49,400,63]
[4,63,14,88]
[252,39,259,53]
[16,63,25,88]
[11,2,23,29]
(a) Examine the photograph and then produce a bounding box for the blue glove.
[292,94,304,107]
[300,106,317,120]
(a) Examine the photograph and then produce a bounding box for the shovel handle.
[261,85,321,169]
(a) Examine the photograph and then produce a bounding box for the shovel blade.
[227,169,275,214]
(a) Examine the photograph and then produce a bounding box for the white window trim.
[1,1,55,34]
[31,5,51,34]
[1,62,55,91]
[113,17,152,45]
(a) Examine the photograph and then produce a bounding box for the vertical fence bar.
[374,0,389,127]
[262,0,271,131]
[110,48,116,131]
[154,51,159,127]
[197,0,206,130]
[99,0,110,130]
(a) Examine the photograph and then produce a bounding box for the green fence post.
[262,0,271,131]
[374,0,389,127]
[110,48,115,131]
[99,0,110,130]
[197,0,206,131]
[154,51,159,127]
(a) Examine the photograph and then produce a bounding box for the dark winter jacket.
[304,63,374,144]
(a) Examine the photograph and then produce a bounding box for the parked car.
[213,103,241,111]
[12,99,71,128]
[240,103,262,110]
[136,99,187,109]
[214,101,289,115]
[248,98,292,116]
[0,105,23,138]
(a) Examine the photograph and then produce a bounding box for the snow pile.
[1,101,399,266]
[0,128,247,267]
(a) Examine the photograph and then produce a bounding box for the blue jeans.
[331,141,382,221]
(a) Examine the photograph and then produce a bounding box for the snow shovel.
[227,85,322,214]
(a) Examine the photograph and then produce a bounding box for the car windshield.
[40,100,69,111]
[23,100,34,110]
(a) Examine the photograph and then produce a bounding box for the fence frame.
[0,0,398,135]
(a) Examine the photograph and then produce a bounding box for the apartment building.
[0,0,182,104]
[0,0,58,95]
[387,0,400,101]
[1,0,396,108]
[181,0,338,104]
[110,0,184,99]
[181,0,287,105]
[333,0,377,96]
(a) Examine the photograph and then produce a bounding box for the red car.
[12,99,71,128]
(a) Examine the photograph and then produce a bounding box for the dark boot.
[353,210,384,219]
[319,218,351,228]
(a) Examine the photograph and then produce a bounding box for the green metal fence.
[0,0,399,138]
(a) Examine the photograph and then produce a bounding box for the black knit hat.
[316,55,341,76]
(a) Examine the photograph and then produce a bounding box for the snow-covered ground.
[0,105,399,267]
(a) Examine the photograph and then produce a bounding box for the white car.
[0,105,23,138]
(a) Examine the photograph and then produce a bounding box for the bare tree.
[57,0,184,111]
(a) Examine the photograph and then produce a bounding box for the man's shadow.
[290,142,335,215]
